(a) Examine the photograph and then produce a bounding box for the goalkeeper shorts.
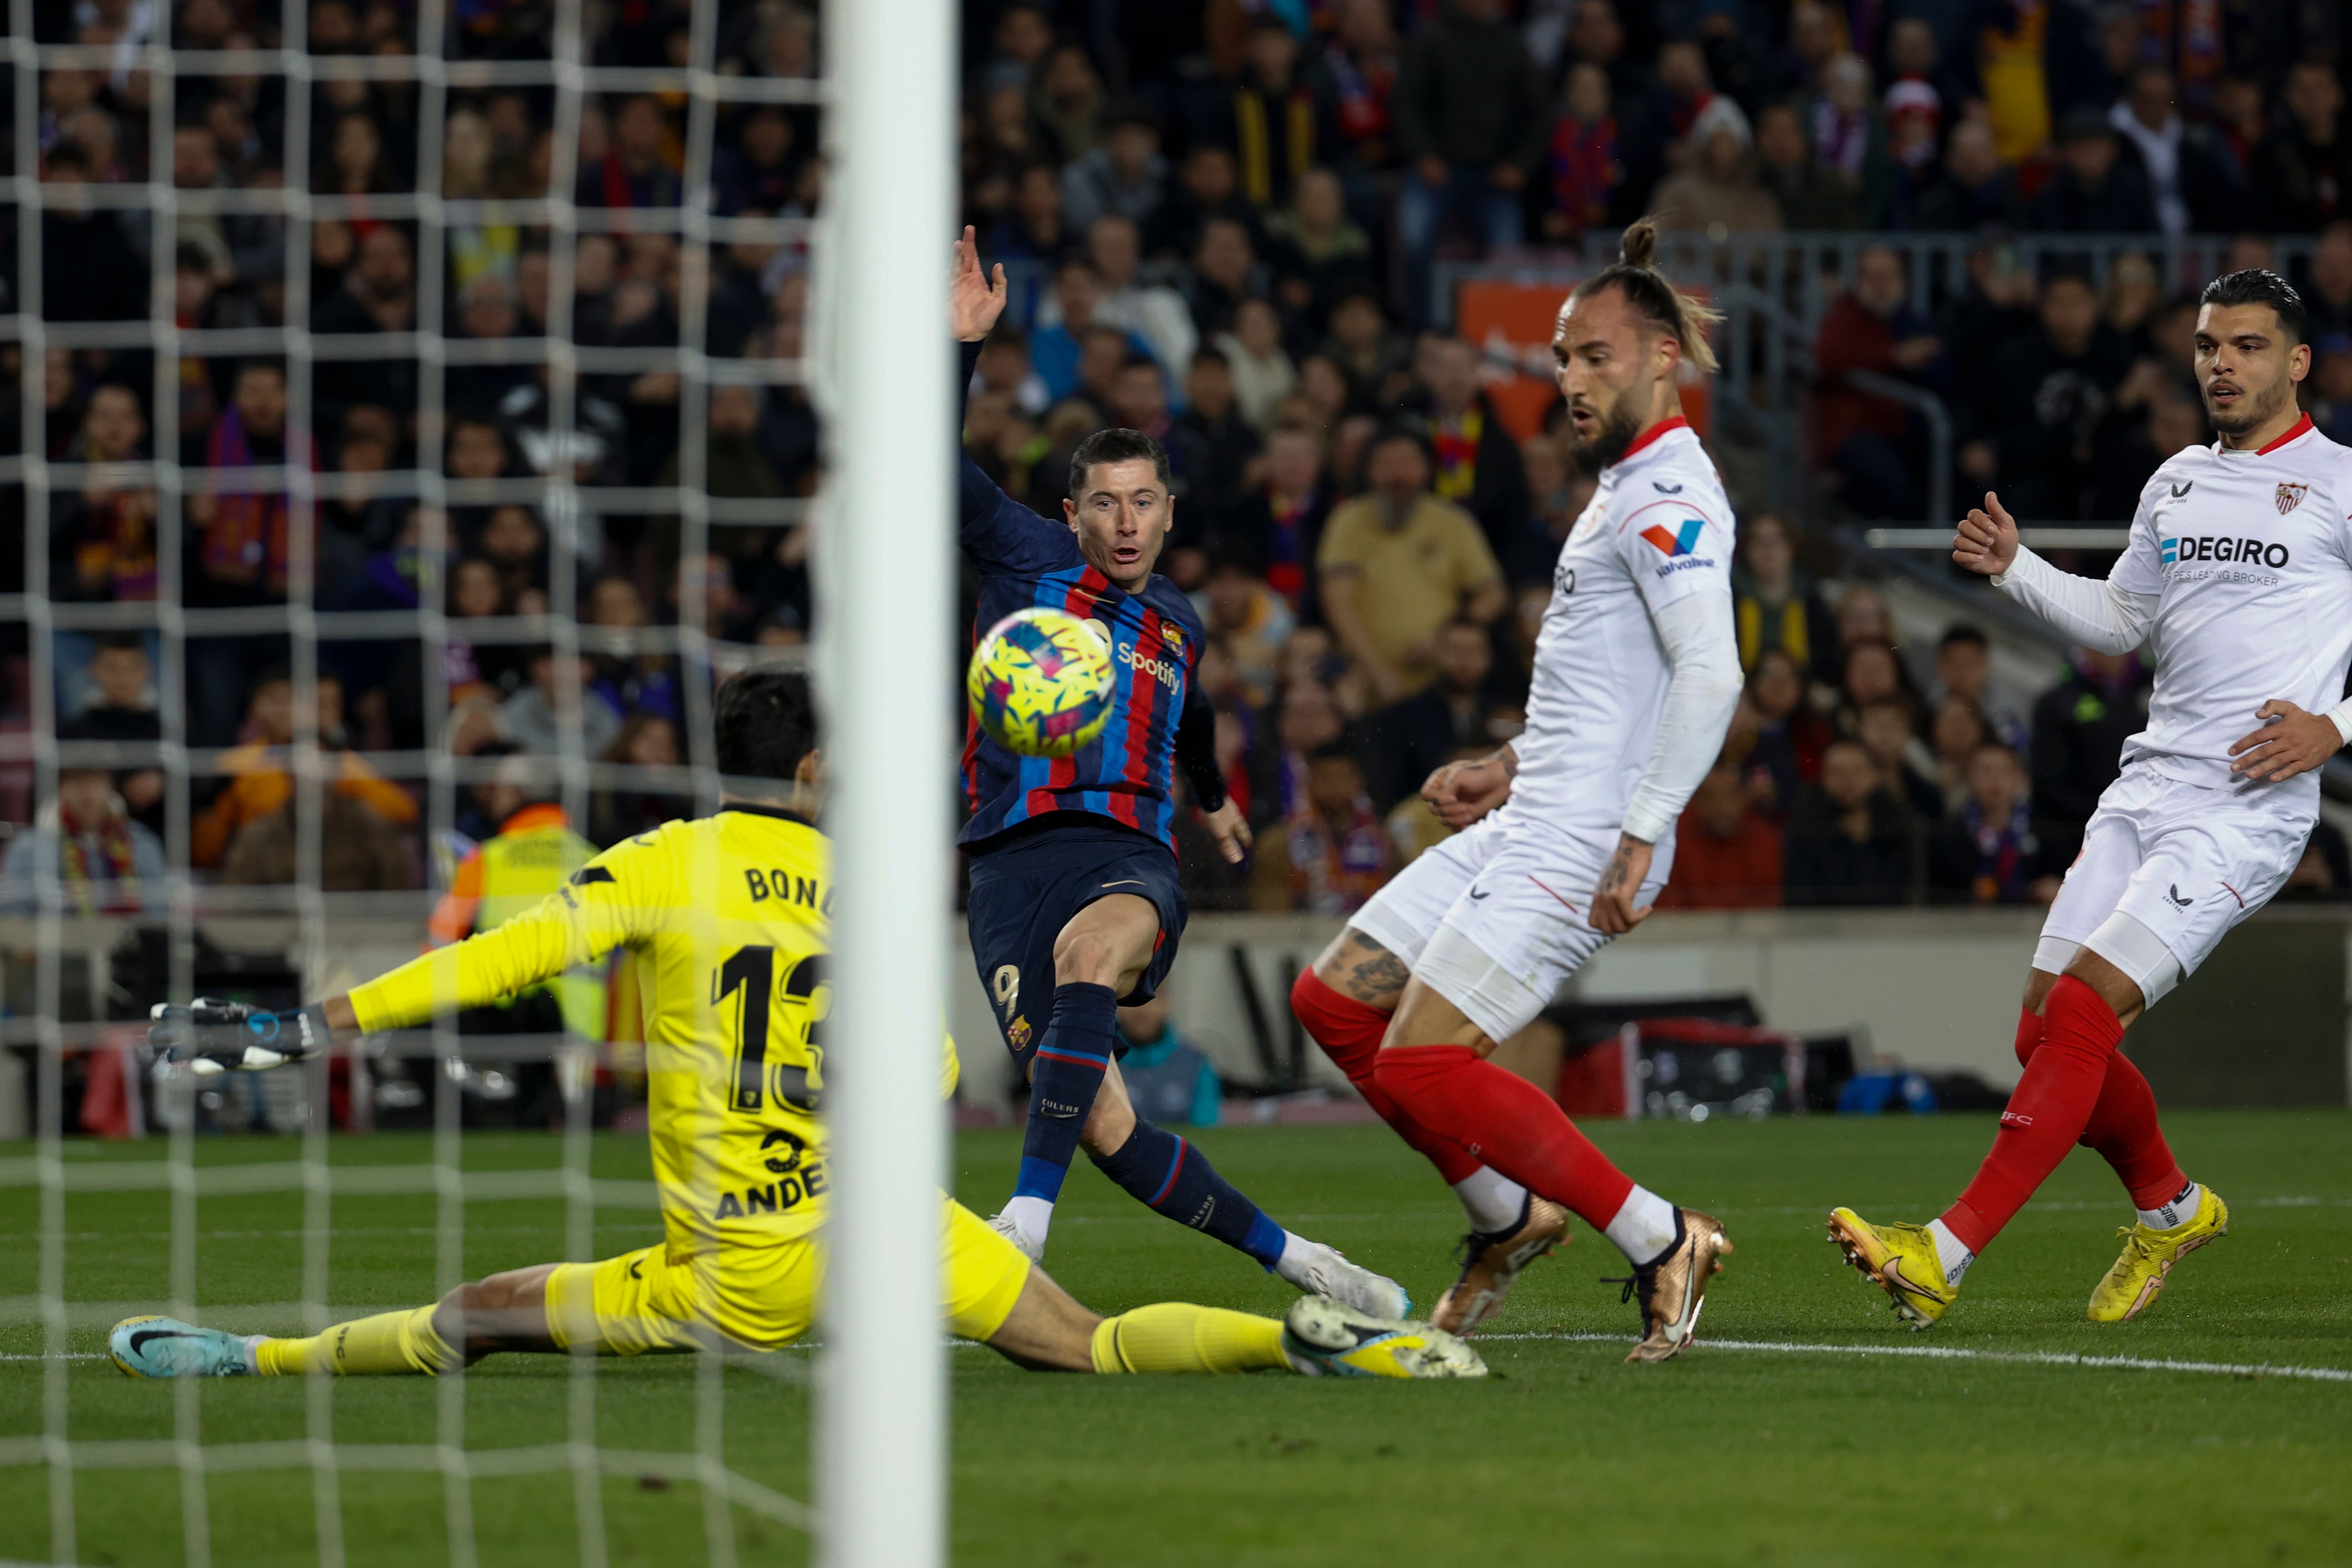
[543,1197,1031,1355]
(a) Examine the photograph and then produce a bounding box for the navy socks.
[1012,982,1119,1205]
[1092,1118,1288,1269]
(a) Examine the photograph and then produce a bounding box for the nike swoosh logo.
[1880,1257,1942,1302]
[2170,481,2193,498]
[128,1329,188,1357]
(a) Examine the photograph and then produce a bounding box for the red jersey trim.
[1617,414,1692,462]
[2254,413,2315,456]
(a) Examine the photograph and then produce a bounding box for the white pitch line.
[1483,1331,2352,1384]
[0,1353,105,1362]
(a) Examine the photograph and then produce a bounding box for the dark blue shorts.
[965,816,1188,1063]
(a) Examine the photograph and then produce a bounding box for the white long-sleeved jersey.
[1994,414,2352,799]
[1497,417,1744,848]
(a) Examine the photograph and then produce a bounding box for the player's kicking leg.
[987,890,1409,1319]
[111,1264,554,1378]
[1295,925,1566,1335]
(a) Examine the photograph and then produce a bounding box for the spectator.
[504,647,622,760]
[1830,581,1894,653]
[1059,103,1164,234]
[1217,297,1299,429]
[1542,60,1624,243]
[1112,991,1223,1128]
[1262,677,1349,828]
[1656,760,1783,910]
[2026,107,2160,234]
[1513,428,1593,583]
[1809,54,1890,225]
[1363,618,1511,808]
[591,713,686,846]
[1833,639,1913,737]
[1187,217,1260,341]
[1213,18,1331,209]
[1031,45,1106,166]
[1783,738,1915,906]
[579,95,681,208]
[1925,695,1989,818]
[1144,144,1259,263]
[1322,287,1411,408]
[1961,272,2133,521]
[1392,0,1548,326]
[192,669,418,871]
[1264,167,1374,324]
[2107,64,2190,239]
[583,576,681,725]
[1230,423,1329,616]
[2306,222,2352,342]
[1083,215,1197,381]
[975,0,1052,97]
[49,385,159,709]
[1259,743,1393,915]
[1904,120,2014,233]
[1732,512,1836,678]
[713,106,798,217]
[1812,244,1946,520]
[2312,336,2352,447]
[1399,334,1530,565]
[1928,741,2061,905]
[478,504,550,609]
[311,225,421,430]
[995,161,1073,263]
[37,146,147,322]
[59,636,165,835]
[1932,624,2027,752]
[1854,697,1944,821]
[1175,349,1262,527]
[1028,258,1149,405]
[1321,0,1403,173]
[184,360,301,747]
[2030,647,2149,857]
[1725,645,1829,820]
[1317,426,1505,703]
[1651,98,1780,236]
[1755,100,1858,233]
[447,274,534,416]
[0,768,170,915]
[1194,550,1294,711]
[1976,2,2054,167]
[2252,60,2349,235]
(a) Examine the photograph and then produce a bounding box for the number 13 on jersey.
[714,945,829,1114]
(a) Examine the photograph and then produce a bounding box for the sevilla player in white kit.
[1832,268,2352,1328]
[1289,220,1745,1362]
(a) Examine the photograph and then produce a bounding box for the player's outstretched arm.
[1964,488,2157,654]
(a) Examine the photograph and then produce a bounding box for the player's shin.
[1371,1045,1638,1234]
[1942,974,2124,1255]
[1291,969,1523,1229]
[1005,981,1120,1249]
[1090,1118,1286,1267]
[1087,1303,1290,1374]
[254,1305,461,1377]
[2021,998,2188,1212]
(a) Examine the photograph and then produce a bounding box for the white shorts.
[2034,765,2311,1009]
[1350,818,1672,1043]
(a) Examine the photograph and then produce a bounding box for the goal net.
[0,0,949,1561]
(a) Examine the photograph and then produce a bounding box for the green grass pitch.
[3,1110,2349,1566]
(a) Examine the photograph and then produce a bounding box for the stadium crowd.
[6,0,2352,924]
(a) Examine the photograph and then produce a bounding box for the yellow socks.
[1088,1303,1291,1375]
[254,1306,462,1377]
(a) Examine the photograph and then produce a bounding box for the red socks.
[1291,970,1481,1185]
[1372,1044,1635,1231]
[2013,1004,2186,1213]
[1944,977,2124,1254]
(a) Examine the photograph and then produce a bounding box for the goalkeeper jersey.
[349,805,955,1253]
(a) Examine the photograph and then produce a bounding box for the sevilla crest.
[2276,482,2308,514]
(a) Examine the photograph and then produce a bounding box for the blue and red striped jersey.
[959,458,1213,855]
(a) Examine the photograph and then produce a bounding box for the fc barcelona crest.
[2277,482,2309,514]
[1007,1015,1032,1052]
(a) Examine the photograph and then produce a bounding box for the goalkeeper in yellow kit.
[111,671,1481,1382]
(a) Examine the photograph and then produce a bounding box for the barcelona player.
[951,231,1406,1316]
[110,671,1482,1383]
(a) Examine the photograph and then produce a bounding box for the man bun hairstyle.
[1576,217,1724,375]
[2200,268,2308,345]
[1067,426,1172,501]
[714,667,818,785]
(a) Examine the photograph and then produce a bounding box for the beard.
[1566,379,1648,470]
[2204,374,2289,434]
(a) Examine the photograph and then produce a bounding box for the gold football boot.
[1431,1196,1572,1336]
[1614,1208,1733,1363]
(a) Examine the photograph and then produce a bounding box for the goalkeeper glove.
[148,998,336,1074]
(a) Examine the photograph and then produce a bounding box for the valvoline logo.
[1640,518,1708,558]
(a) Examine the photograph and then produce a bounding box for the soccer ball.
[967,607,1115,758]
